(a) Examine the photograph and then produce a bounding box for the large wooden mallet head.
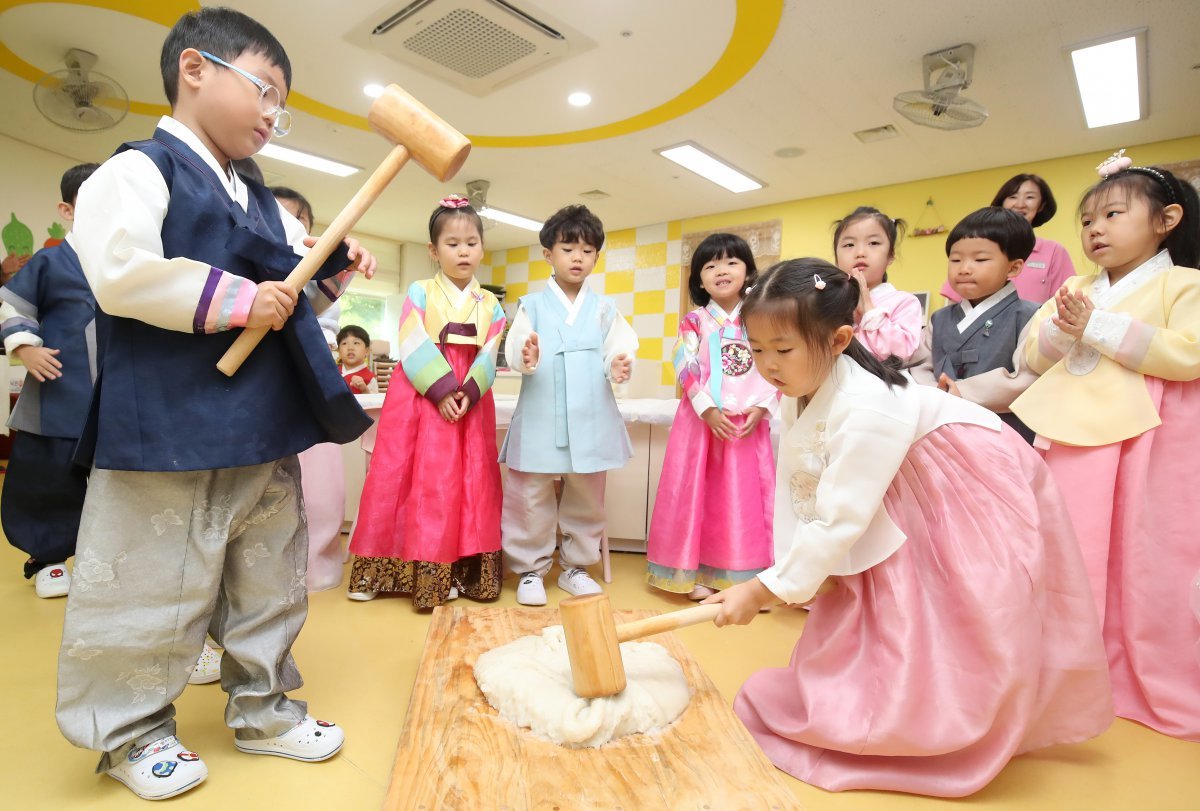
[559,594,720,698]
[216,83,471,376]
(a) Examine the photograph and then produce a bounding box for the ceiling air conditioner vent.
[404,8,536,78]
[349,0,594,96]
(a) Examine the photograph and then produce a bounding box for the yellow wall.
[682,135,1200,305]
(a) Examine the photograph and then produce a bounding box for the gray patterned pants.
[56,457,311,772]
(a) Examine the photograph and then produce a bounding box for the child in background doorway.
[501,204,638,606]
[646,233,778,600]
[833,206,923,363]
[337,324,378,393]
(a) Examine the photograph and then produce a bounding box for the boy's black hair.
[60,163,99,205]
[271,186,314,227]
[539,204,605,251]
[1079,166,1200,270]
[742,258,908,389]
[160,7,291,107]
[991,174,1057,227]
[232,157,264,185]
[945,207,1036,261]
[687,232,758,307]
[337,325,370,347]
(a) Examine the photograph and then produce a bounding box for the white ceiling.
[0,0,1197,249]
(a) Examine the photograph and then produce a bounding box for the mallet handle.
[614,603,721,643]
[216,143,412,377]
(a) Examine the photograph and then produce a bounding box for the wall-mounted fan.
[33,48,129,132]
[893,44,988,131]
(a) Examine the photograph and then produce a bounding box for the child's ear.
[56,202,74,223]
[830,324,855,355]
[1159,203,1184,236]
[427,242,438,261]
[542,246,553,263]
[178,48,206,94]
[1006,258,1025,280]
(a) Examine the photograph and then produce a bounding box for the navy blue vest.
[2,242,98,439]
[78,128,370,471]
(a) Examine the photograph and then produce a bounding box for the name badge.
[1026,261,1047,269]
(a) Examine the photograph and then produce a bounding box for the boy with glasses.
[58,7,375,800]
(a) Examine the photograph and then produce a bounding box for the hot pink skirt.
[349,344,501,563]
[646,405,774,592]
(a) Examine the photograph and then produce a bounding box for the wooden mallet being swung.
[216,83,471,376]
[560,593,721,698]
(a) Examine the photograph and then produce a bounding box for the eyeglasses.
[199,51,292,137]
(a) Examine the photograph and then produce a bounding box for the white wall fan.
[893,44,988,131]
[33,48,129,132]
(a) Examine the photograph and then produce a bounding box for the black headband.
[1124,166,1178,204]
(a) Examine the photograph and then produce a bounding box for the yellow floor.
[1,533,1197,810]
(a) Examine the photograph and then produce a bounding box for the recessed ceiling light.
[258,143,361,177]
[568,91,592,107]
[1068,29,1147,128]
[655,142,763,193]
[363,83,385,98]
[774,146,805,158]
[480,206,543,232]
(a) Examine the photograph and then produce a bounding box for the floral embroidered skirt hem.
[645,562,765,593]
[348,552,502,610]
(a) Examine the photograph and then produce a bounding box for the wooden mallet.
[560,593,720,698]
[216,84,471,376]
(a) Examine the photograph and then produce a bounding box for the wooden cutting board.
[383,605,802,811]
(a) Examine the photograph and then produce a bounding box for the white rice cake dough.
[474,625,691,748]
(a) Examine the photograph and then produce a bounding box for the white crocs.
[107,735,207,800]
[187,643,222,685]
[235,715,344,762]
[34,564,70,598]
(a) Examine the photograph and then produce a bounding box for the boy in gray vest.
[909,208,1039,442]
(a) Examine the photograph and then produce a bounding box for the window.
[338,292,386,344]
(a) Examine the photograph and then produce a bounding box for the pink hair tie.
[1097,149,1132,177]
[439,194,470,209]
[813,274,826,290]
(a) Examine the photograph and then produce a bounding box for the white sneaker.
[687,584,717,601]
[557,567,602,597]
[188,643,222,685]
[34,564,70,598]
[447,586,459,600]
[516,572,546,606]
[235,715,344,762]
[107,735,207,800]
[347,589,377,601]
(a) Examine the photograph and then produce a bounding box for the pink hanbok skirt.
[1043,376,1200,740]
[734,423,1112,797]
[298,442,346,592]
[646,406,774,592]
